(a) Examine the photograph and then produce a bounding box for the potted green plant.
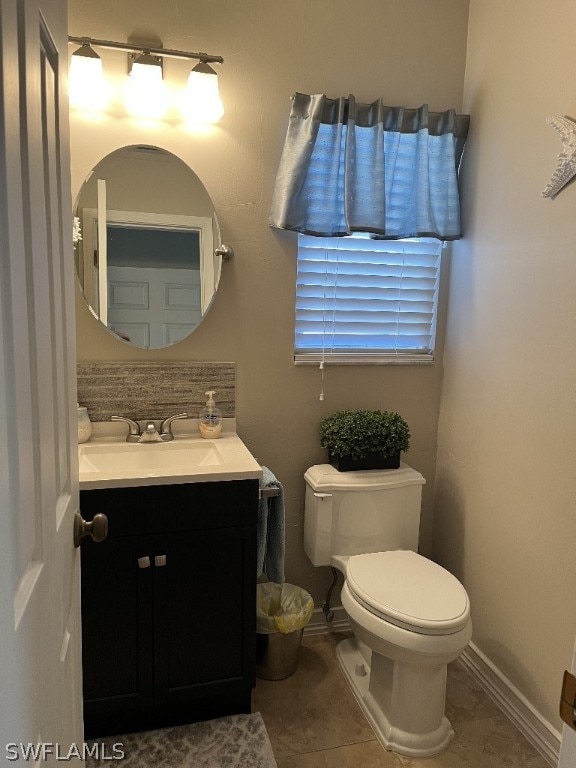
[319,409,410,471]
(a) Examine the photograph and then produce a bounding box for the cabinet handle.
[155,555,167,567]
[138,556,151,569]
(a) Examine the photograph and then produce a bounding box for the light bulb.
[125,53,168,119]
[183,61,224,124]
[69,44,107,112]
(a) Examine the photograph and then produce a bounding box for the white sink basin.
[80,440,223,474]
[78,433,262,490]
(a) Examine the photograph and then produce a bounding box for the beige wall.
[434,0,576,729]
[69,0,469,604]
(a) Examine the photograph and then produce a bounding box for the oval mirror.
[74,145,225,349]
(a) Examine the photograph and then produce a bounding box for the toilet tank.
[304,463,426,567]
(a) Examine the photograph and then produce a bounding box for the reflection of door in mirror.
[74,145,222,350]
[81,207,213,348]
[107,225,201,349]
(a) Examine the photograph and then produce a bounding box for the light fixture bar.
[68,36,223,65]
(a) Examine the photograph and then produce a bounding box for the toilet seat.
[346,550,470,636]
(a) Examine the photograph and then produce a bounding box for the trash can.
[256,582,314,680]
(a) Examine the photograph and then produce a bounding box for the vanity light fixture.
[69,39,108,111]
[68,36,225,123]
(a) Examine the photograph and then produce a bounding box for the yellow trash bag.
[256,582,314,635]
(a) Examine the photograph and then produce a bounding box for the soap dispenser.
[199,390,222,439]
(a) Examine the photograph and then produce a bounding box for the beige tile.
[253,633,376,759]
[275,740,403,768]
[396,716,550,768]
[445,661,502,725]
[257,634,549,768]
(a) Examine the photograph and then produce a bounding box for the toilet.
[304,463,472,758]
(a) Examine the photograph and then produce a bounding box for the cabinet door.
[81,535,155,716]
[153,525,256,706]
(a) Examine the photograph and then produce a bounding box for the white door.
[0,0,84,762]
[558,640,576,767]
[107,265,201,348]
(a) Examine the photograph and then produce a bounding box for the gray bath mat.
[87,712,278,767]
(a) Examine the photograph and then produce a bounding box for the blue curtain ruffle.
[269,93,470,240]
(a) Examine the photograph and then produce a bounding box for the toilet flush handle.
[313,492,332,500]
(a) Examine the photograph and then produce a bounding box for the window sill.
[294,354,435,366]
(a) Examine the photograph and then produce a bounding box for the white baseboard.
[304,610,561,766]
[460,642,561,767]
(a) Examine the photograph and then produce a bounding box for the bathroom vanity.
[78,432,261,738]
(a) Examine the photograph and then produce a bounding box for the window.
[295,233,444,364]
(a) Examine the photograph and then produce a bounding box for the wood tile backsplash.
[77,362,235,422]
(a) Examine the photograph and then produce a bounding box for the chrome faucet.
[139,421,163,443]
[111,413,188,443]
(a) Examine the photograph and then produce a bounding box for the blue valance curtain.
[269,93,470,240]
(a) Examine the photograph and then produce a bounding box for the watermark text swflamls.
[5,742,125,761]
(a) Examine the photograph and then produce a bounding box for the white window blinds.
[295,234,443,363]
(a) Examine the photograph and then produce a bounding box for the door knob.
[74,512,108,547]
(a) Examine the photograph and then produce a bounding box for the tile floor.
[253,632,551,768]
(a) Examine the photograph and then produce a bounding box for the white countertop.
[78,420,262,490]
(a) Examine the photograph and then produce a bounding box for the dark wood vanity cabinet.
[79,480,258,738]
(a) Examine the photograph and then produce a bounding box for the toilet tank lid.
[347,551,470,635]
[304,463,425,492]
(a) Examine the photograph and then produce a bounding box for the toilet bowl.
[334,550,471,757]
[303,463,472,758]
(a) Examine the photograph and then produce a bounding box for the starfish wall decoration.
[542,114,576,198]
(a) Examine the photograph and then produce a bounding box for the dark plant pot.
[328,451,401,472]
